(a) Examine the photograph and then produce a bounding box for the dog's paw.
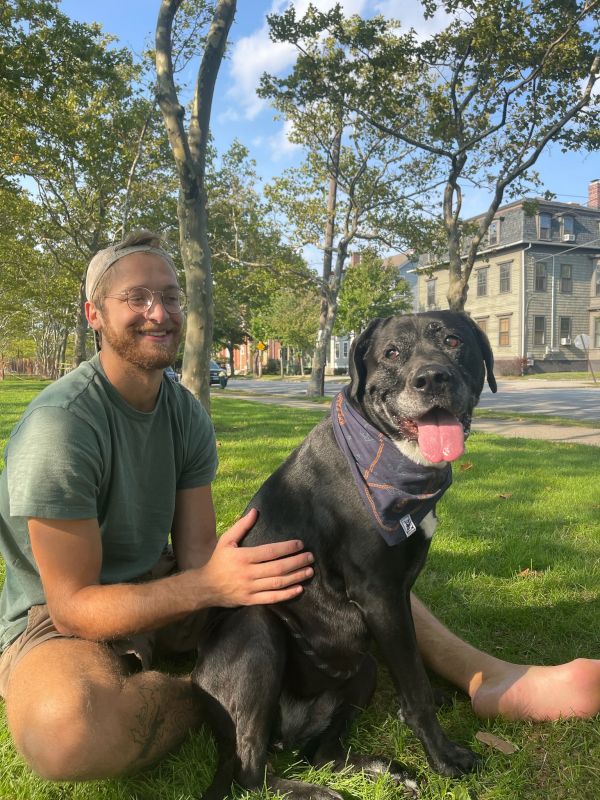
[268,776,344,800]
[429,742,479,777]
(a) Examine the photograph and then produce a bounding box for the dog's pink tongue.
[416,409,464,463]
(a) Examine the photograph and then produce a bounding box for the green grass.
[1,385,599,799]
[518,371,598,383]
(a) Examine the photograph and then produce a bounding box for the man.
[0,230,315,780]
[0,231,597,783]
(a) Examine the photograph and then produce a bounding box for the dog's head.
[348,311,497,465]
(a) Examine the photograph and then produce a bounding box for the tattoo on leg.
[129,677,198,768]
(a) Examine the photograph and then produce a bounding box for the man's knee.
[9,688,101,780]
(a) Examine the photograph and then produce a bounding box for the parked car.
[210,360,228,388]
[164,366,179,382]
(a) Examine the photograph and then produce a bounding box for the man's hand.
[197,508,314,607]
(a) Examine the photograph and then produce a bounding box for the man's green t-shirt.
[0,355,218,652]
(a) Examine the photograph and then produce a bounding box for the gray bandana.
[331,390,452,545]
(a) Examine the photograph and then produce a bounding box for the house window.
[488,219,500,246]
[499,262,511,293]
[335,342,340,359]
[477,268,488,297]
[560,264,572,294]
[499,317,510,346]
[342,340,349,358]
[538,212,552,240]
[427,279,436,307]
[535,261,547,291]
[534,316,546,346]
[595,317,600,348]
[562,215,575,239]
[595,267,600,297]
[560,317,572,343]
[476,318,488,335]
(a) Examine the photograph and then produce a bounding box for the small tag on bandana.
[400,514,417,537]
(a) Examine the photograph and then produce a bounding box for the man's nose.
[145,294,170,322]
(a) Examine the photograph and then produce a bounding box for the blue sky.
[60,1,598,220]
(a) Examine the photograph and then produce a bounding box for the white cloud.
[226,0,369,121]
[266,119,303,161]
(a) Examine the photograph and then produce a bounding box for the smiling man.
[0,230,314,780]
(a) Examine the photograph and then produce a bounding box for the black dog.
[193,311,497,799]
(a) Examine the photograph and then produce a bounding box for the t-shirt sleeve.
[177,396,218,489]
[7,406,102,520]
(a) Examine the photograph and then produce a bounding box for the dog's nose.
[412,365,453,393]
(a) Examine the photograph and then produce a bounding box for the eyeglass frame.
[103,286,187,314]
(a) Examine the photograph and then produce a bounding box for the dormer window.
[538,212,552,240]
[488,219,500,246]
[561,215,575,242]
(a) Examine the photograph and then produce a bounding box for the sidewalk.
[220,392,600,448]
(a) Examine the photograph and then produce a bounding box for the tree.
[155,0,236,409]
[335,251,413,335]
[258,285,321,375]
[261,12,437,395]
[207,140,310,373]
[274,2,600,311]
[1,1,176,366]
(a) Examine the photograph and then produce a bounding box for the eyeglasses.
[105,286,187,314]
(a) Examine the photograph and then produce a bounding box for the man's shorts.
[0,550,206,699]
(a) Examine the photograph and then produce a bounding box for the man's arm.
[170,484,217,570]
[29,510,314,641]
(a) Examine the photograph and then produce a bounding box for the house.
[417,180,600,373]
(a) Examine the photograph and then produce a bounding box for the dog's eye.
[444,335,462,349]
[384,347,400,360]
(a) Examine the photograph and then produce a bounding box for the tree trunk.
[155,0,236,411]
[307,122,343,397]
[73,279,88,366]
[179,192,213,409]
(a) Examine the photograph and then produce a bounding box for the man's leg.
[411,593,600,721]
[5,637,201,780]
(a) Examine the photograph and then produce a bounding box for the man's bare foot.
[470,658,600,721]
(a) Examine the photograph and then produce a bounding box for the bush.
[493,357,528,376]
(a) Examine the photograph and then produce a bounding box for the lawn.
[0,383,599,800]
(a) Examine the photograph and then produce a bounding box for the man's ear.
[348,318,383,402]
[85,300,101,331]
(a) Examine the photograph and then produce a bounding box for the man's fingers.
[245,539,306,563]
[251,567,314,594]
[246,584,305,605]
[251,551,314,578]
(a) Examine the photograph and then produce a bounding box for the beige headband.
[85,244,177,302]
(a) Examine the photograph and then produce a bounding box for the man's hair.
[91,229,168,308]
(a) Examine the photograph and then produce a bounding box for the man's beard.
[100,318,182,371]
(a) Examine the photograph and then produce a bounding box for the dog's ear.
[348,318,383,401]
[463,315,497,393]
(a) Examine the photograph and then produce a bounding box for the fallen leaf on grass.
[475,731,518,754]
[498,493,513,499]
[460,462,473,471]
[517,567,543,578]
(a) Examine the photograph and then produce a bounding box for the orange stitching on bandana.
[336,392,346,426]
[363,434,384,480]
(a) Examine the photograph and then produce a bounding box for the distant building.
[417,180,600,373]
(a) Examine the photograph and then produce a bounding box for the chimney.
[589,179,600,209]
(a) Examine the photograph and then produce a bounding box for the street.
[225,377,600,424]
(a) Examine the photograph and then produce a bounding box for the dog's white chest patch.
[419,511,438,540]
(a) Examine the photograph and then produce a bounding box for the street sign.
[256,341,266,351]
[574,333,590,351]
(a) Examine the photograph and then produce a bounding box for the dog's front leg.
[363,595,477,777]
